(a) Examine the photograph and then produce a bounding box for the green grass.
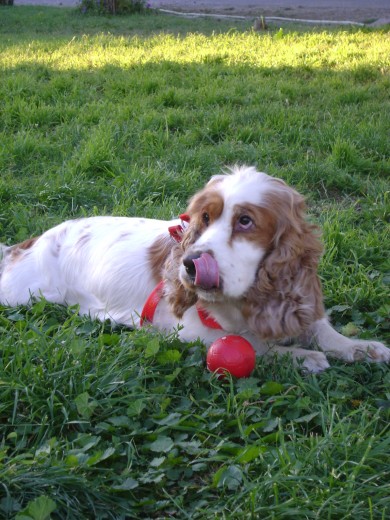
[0,7,389,519]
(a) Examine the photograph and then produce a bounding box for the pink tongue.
[193,253,219,290]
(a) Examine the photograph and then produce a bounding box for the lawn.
[0,6,389,519]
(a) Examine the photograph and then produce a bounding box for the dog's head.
[166,166,324,339]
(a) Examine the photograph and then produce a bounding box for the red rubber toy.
[206,335,256,378]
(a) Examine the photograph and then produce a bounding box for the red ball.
[206,335,256,378]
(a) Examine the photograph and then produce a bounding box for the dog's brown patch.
[230,203,276,249]
[16,237,39,250]
[9,236,40,262]
[189,189,224,225]
[181,189,224,249]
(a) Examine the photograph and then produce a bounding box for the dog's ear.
[163,244,197,319]
[242,182,325,339]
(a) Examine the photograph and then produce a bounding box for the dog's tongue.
[193,253,219,290]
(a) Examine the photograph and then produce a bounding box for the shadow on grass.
[0,5,254,37]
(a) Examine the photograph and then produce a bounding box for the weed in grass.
[0,7,389,519]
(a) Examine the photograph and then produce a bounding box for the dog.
[1,166,388,372]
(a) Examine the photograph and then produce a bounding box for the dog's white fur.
[1,166,388,372]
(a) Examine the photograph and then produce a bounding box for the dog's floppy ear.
[243,181,325,339]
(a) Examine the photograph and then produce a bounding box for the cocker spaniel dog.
[1,166,388,372]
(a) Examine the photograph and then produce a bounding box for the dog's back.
[0,217,174,325]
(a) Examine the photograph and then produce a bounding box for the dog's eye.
[202,212,210,226]
[237,215,253,230]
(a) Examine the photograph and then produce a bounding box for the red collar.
[140,280,165,327]
[140,280,222,330]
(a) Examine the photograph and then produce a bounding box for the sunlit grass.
[2,28,390,70]
[0,7,389,519]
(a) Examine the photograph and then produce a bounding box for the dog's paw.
[301,351,330,373]
[345,340,390,363]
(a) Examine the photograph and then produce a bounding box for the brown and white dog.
[0,166,388,372]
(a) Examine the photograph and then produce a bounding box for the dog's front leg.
[311,317,390,363]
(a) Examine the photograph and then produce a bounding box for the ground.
[149,1,390,24]
[14,0,390,25]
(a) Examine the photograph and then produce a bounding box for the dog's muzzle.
[183,252,219,290]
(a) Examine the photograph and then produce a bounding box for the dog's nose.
[183,252,220,290]
[183,253,200,280]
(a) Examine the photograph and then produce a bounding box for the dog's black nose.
[183,253,200,280]
[183,252,220,290]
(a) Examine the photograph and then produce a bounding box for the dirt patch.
[14,0,390,25]
[149,1,390,24]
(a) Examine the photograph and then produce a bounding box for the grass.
[0,6,389,519]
